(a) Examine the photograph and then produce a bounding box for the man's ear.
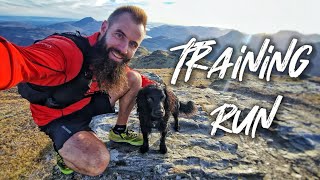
[100,20,109,37]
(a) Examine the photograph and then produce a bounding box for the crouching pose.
[0,6,155,176]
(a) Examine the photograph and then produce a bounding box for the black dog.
[137,84,196,154]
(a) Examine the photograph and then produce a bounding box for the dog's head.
[137,84,167,119]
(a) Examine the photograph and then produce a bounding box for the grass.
[0,88,54,180]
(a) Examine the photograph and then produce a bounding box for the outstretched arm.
[0,35,83,90]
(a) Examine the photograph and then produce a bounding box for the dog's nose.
[153,109,164,117]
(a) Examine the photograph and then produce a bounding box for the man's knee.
[59,131,110,176]
[84,149,110,176]
[127,70,142,90]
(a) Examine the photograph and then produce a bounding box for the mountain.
[205,30,249,60]
[72,17,96,27]
[0,21,36,28]
[0,16,75,26]
[0,17,101,45]
[188,30,320,77]
[129,48,212,69]
[133,46,151,58]
[307,42,320,76]
[272,30,320,44]
[71,17,101,34]
[141,36,180,51]
[130,50,179,68]
[43,17,101,35]
[215,30,249,44]
[45,22,81,32]
[194,29,320,60]
[147,25,230,41]
[0,26,56,46]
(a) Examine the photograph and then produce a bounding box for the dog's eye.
[147,97,153,102]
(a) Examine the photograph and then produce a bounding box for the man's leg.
[39,92,114,176]
[58,131,110,176]
[108,70,143,145]
[109,70,142,125]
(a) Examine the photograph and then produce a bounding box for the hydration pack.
[18,32,97,109]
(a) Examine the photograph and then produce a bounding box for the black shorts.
[39,93,115,151]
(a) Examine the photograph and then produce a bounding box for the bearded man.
[0,6,154,176]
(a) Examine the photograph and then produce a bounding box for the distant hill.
[0,16,75,26]
[0,26,56,46]
[129,48,212,69]
[147,25,230,41]
[133,46,151,58]
[0,17,101,46]
[272,30,320,44]
[72,17,96,27]
[307,42,320,76]
[41,17,101,35]
[141,36,180,51]
[45,22,81,32]
[44,17,101,35]
[0,21,36,28]
[130,50,179,69]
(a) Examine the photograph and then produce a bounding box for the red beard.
[87,37,129,93]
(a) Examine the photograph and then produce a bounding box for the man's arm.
[0,35,83,89]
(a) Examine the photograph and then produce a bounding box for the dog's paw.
[174,125,180,132]
[159,145,168,154]
[140,146,149,153]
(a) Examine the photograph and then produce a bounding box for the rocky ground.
[1,69,319,179]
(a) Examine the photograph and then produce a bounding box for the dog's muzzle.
[151,109,165,118]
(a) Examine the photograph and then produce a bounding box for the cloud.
[163,1,175,5]
[0,0,150,19]
[0,0,318,34]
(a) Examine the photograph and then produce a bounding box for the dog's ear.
[164,87,179,112]
[136,87,148,113]
[163,87,170,111]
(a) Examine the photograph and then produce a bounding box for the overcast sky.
[0,0,318,34]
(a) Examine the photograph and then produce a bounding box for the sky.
[0,0,319,34]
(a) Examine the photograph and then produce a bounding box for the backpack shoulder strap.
[53,31,90,55]
[35,31,91,57]
[18,32,94,109]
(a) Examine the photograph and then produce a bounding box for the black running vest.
[17,32,97,109]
